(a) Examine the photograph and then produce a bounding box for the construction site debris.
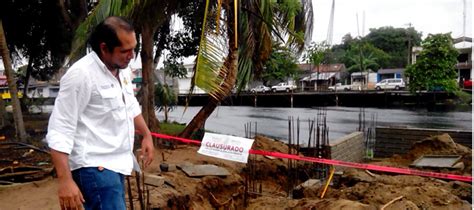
[144,173,165,187]
[410,155,462,169]
[0,142,52,184]
[0,133,471,209]
[180,164,230,177]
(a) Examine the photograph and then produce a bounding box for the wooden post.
[290,94,293,108]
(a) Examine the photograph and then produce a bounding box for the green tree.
[405,33,459,92]
[327,33,354,64]
[158,59,186,123]
[302,41,330,90]
[163,59,187,79]
[262,43,300,84]
[2,0,90,95]
[304,41,330,69]
[154,83,176,123]
[344,41,389,73]
[364,26,422,68]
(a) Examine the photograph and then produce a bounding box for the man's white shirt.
[46,52,141,175]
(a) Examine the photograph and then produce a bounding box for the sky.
[3,1,471,70]
[312,0,473,44]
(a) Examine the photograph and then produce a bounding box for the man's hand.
[134,114,155,168]
[58,177,84,210]
[50,149,84,210]
[140,135,154,168]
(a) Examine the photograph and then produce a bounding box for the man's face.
[101,30,137,70]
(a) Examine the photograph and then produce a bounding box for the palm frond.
[192,0,230,100]
[236,0,274,84]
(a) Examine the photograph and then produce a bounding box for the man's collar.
[90,51,110,74]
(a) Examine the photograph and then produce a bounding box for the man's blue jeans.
[72,167,126,210]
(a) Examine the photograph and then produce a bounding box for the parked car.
[463,79,472,89]
[375,78,405,90]
[250,85,271,93]
[328,83,351,91]
[271,82,297,92]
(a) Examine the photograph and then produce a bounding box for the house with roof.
[133,63,206,96]
[377,68,405,82]
[351,71,378,90]
[26,80,60,99]
[298,63,348,91]
[0,66,24,100]
[0,75,6,87]
[25,67,65,99]
[0,65,6,86]
[453,37,472,82]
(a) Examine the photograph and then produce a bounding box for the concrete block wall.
[330,132,365,169]
[375,126,472,158]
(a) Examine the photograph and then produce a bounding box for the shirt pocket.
[98,87,120,111]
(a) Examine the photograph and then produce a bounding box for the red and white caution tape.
[149,132,472,182]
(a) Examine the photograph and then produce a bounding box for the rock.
[160,163,169,172]
[452,162,465,170]
[160,163,177,172]
[292,179,322,199]
[296,179,322,190]
[144,173,165,187]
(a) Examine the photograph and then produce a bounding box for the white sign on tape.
[198,132,255,163]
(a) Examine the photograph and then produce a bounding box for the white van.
[375,78,405,90]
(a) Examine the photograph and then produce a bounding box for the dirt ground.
[0,132,472,209]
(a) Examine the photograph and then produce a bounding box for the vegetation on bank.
[158,121,186,136]
[406,33,459,93]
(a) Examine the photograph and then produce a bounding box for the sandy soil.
[0,133,472,209]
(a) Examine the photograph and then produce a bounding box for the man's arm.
[46,67,91,209]
[134,114,154,168]
[50,149,84,209]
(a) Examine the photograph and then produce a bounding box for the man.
[46,16,154,210]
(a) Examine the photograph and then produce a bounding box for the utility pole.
[406,23,412,66]
[326,0,335,45]
[462,0,466,47]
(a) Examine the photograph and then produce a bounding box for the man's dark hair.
[88,16,135,56]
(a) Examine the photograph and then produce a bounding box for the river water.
[157,106,472,143]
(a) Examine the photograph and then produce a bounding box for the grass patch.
[454,90,472,104]
[156,121,207,141]
[157,121,186,136]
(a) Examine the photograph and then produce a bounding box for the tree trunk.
[22,58,33,97]
[0,94,7,128]
[139,24,160,132]
[57,0,88,30]
[180,5,238,139]
[19,58,34,113]
[163,73,169,123]
[180,98,219,139]
[0,20,27,142]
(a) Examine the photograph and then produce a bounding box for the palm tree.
[179,0,313,138]
[347,52,377,72]
[0,19,27,142]
[348,49,378,88]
